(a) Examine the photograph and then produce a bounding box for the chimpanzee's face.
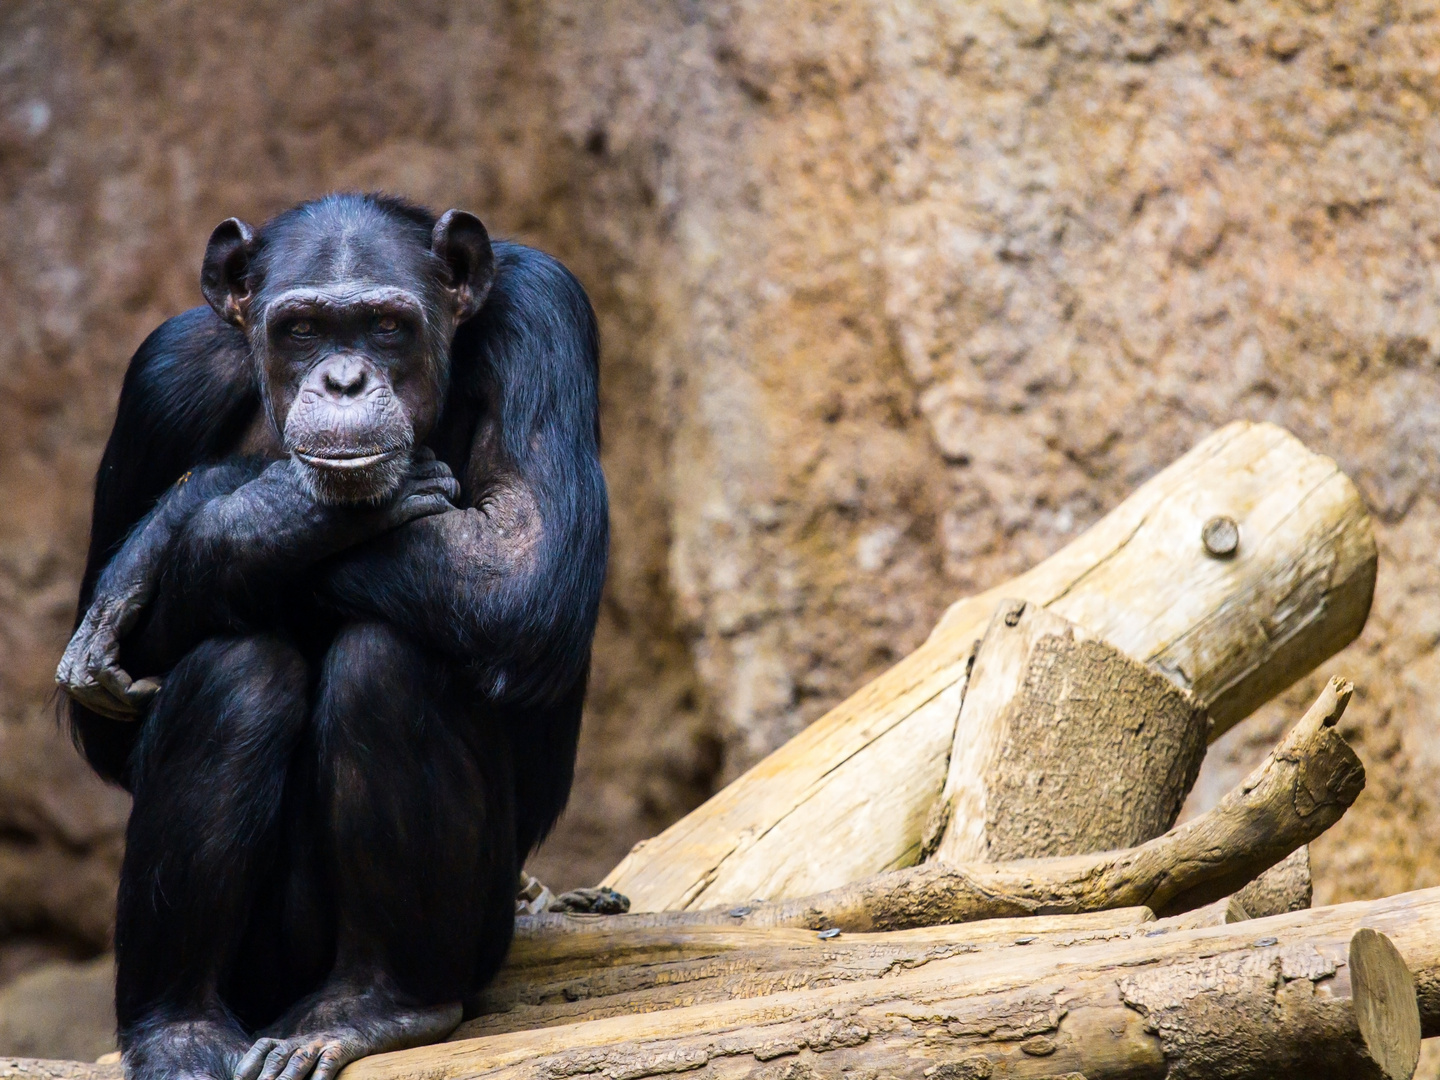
[200,198,494,505]
[256,220,447,504]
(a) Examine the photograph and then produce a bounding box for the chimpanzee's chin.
[293,451,409,507]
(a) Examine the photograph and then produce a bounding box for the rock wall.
[0,0,1437,984]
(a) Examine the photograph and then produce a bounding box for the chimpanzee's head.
[200,193,494,505]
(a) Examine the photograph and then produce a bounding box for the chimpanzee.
[54,194,607,1080]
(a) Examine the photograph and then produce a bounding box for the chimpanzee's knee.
[129,634,308,796]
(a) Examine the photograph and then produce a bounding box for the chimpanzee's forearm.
[123,456,458,670]
[90,458,266,619]
[58,459,269,717]
[122,461,382,666]
[318,486,604,707]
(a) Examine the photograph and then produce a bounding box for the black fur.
[66,194,606,1066]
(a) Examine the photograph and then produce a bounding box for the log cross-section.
[604,421,1376,912]
[926,599,1209,865]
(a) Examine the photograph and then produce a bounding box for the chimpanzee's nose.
[322,356,370,399]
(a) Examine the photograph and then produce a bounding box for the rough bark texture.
[1234,846,1314,918]
[927,599,1209,865]
[605,425,1374,911]
[468,908,1157,1037]
[352,889,1439,1080]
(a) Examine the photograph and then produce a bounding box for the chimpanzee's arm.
[127,456,456,667]
[62,453,458,713]
[317,243,608,709]
[58,458,264,719]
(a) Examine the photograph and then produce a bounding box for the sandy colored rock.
[0,956,115,1062]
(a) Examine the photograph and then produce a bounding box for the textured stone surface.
[0,0,1437,1001]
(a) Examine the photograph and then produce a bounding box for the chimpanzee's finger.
[257,1042,294,1080]
[419,474,461,502]
[63,679,139,720]
[93,661,136,700]
[309,1044,351,1080]
[235,1039,280,1080]
[275,1042,326,1080]
[393,492,456,526]
[127,676,163,704]
[409,456,453,482]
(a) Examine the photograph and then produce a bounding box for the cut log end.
[1350,928,1422,1080]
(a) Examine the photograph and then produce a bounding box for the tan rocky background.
[0,0,1438,1061]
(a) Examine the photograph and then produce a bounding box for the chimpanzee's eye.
[375,315,400,334]
[287,320,315,339]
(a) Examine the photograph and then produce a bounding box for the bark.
[924,599,1209,865]
[605,421,1377,912]
[1233,845,1313,918]
[343,888,1436,1080]
[468,908,1158,1037]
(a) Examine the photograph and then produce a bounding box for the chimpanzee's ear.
[432,210,496,323]
[200,218,257,329]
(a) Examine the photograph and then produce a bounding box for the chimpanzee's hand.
[381,448,460,530]
[56,586,162,720]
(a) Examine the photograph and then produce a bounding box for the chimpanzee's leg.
[237,622,516,1080]
[117,635,309,1080]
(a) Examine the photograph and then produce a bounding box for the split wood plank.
[926,599,1209,864]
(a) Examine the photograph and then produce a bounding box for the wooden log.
[347,888,1437,1080]
[604,422,1376,912]
[1234,845,1313,918]
[925,599,1209,865]
[563,679,1360,938]
[437,678,1358,1039]
[467,908,1157,1037]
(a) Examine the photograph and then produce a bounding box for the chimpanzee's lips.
[293,448,403,471]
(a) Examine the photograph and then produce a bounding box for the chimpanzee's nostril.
[323,359,369,398]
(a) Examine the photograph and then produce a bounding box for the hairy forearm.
[318,487,563,694]
[129,462,398,665]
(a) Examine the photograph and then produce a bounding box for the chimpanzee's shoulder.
[123,306,254,414]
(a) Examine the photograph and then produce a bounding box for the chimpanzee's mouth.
[293,448,403,471]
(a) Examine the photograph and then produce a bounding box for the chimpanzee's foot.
[235,983,461,1080]
[124,1013,251,1080]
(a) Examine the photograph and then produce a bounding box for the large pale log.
[343,888,1437,1080]
[604,422,1376,911]
[925,599,1209,865]
[468,908,1157,1037]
